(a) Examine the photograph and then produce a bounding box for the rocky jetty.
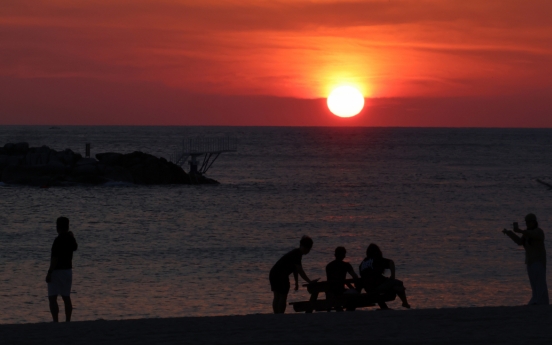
[0,143,218,186]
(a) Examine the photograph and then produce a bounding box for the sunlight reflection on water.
[1,126,552,323]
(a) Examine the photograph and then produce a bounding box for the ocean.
[1,126,551,324]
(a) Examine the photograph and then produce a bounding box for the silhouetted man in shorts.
[45,217,78,322]
[325,246,359,311]
[269,236,315,314]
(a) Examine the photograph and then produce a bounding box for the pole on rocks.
[85,143,91,158]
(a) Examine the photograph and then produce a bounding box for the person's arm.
[293,271,299,291]
[68,232,78,251]
[503,229,524,245]
[46,257,58,283]
[519,228,544,241]
[346,264,359,289]
[388,260,396,280]
[295,264,312,284]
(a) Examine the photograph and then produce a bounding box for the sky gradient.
[1,0,552,126]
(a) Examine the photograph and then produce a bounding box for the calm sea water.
[1,126,552,324]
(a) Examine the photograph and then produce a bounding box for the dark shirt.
[359,257,391,288]
[51,233,78,270]
[326,260,354,294]
[270,248,302,279]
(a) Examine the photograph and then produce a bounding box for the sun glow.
[327,86,365,117]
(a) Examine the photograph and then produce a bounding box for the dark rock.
[0,142,215,186]
[6,156,23,167]
[72,163,98,175]
[96,152,123,166]
[67,174,108,185]
[3,143,14,155]
[46,161,67,174]
[25,146,57,166]
[103,165,134,183]
[1,166,59,186]
[56,149,81,166]
[192,174,219,185]
[75,158,98,166]
[13,142,29,155]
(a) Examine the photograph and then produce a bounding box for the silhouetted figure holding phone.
[269,236,315,314]
[325,246,359,311]
[359,243,410,309]
[503,213,549,305]
[45,217,78,322]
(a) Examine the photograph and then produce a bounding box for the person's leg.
[376,279,409,308]
[272,292,287,314]
[326,291,344,312]
[376,301,390,310]
[528,262,549,305]
[48,296,59,322]
[527,263,538,304]
[325,291,334,312]
[61,296,73,322]
[396,290,410,308]
[540,264,550,305]
[272,292,279,313]
[392,280,410,308]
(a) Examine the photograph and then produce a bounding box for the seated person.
[359,243,410,309]
[325,246,359,311]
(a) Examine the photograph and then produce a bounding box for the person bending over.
[325,246,359,311]
[45,217,78,322]
[359,243,410,309]
[269,236,315,314]
[502,213,549,305]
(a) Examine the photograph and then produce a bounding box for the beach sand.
[1,306,551,344]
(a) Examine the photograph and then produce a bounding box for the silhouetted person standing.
[325,246,359,311]
[269,236,315,314]
[45,217,78,322]
[503,213,549,305]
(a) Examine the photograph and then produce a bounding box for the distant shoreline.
[2,305,551,344]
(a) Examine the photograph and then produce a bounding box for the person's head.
[56,217,69,234]
[525,213,538,230]
[334,246,346,261]
[299,235,313,254]
[366,243,382,259]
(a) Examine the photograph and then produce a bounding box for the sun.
[327,86,365,118]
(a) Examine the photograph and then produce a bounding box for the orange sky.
[1,0,552,126]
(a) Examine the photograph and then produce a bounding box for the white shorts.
[48,269,73,297]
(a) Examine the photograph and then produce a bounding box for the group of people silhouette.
[45,213,548,322]
[269,235,410,314]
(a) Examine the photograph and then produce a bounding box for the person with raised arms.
[502,213,549,305]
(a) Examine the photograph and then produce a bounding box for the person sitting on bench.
[269,235,315,314]
[325,246,359,311]
[359,243,411,309]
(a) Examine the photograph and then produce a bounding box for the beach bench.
[289,279,396,313]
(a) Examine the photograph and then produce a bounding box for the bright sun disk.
[327,86,365,117]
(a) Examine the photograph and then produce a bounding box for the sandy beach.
[1,305,551,345]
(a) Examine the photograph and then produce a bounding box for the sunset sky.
[1,0,552,126]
